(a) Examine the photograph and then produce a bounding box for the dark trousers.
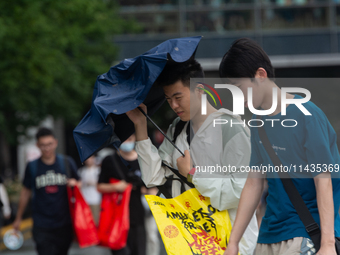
[111,224,146,255]
[32,224,73,255]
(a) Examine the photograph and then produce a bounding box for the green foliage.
[0,0,139,144]
[3,177,22,203]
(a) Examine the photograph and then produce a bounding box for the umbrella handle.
[137,107,185,157]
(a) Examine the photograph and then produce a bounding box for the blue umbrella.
[73,36,202,163]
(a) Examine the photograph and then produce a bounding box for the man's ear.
[195,83,204,96]
[255,68,268,81]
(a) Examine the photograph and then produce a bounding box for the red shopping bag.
[67,185,99,248]
[97,178,132,250]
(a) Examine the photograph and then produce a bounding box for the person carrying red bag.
[97,134,146,255]
[13,127,80,255]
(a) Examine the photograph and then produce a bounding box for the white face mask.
[119,142,135,152]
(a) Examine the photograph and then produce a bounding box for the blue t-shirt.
[23,155,79,229]
[250,95,340,244]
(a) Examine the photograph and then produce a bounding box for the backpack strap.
[56,154,71,178]
[28,160,38,183]
[186,121,194,146]
[28,159,39,199]
[173,120,187,144]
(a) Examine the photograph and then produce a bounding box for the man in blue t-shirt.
[220,38,340,255]
[13,127,79,255]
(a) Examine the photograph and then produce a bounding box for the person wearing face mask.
[97,134,146,255]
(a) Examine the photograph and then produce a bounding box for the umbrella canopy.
[74,36,202,163]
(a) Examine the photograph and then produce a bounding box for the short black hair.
[219,38,275,80]
[154,59,204,89]
[36,127,55,140]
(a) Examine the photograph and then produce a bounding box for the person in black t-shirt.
[13,127,79,255]
[97,134,146,255]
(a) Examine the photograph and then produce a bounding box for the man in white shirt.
[126,59,258,255]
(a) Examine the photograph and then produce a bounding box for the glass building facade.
[114,0,340,72]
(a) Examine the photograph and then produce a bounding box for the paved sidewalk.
[1,238,111,255]
[1,233,167,255]
[1,218,167,255]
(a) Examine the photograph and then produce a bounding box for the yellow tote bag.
[145,188,233,255]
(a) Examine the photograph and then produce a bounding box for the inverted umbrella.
[74,36,202,163]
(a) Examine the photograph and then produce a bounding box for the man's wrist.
[134,122,148,141]
[134,120,147,128]
[321,236,335,246]
[227,239,239,248]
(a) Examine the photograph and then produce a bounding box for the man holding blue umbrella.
[73,36,258,254]
[73,37,203,163]
[126,58,258,255]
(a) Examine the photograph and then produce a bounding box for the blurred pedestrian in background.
[78,155,101,225]
[13,127,80,255]
[97,134,146,255]
[0,176,11,227]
